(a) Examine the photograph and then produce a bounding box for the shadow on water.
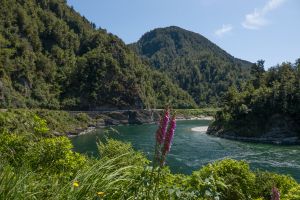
[71,120,300,182]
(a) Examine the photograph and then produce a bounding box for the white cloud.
[215,24,233,37]
[242,0,286,30]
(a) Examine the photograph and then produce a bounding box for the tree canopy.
[130,26,253,106]
[0,0,196,109]
[210,60,300,138]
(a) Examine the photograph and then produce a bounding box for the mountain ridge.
[131,26,250,65]
[130,26,253,106]
[0,0,196,109]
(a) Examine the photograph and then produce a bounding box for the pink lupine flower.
[150,108,176,198]
[271,187,280,200]
[162,115,176,155]
[155,108,170,145]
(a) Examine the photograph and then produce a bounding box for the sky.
[67,0,300,68]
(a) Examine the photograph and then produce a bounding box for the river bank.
[207,115,300,145]
[0,108,215,137]
[207,132,300,145]
[68,110,215,137]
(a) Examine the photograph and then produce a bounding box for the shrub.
[282,185,300,200]
[33,114,50,135]
[254,171,298,199]
[25,136,86,176]
[192,159,256,200]
[75,113,91,123]
[98,139,149,167]
[0,109,93,136]
[0,133,30,167]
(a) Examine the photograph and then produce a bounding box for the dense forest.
[208,60,300,142]
[0,0,196,110]
[130,26,253,106]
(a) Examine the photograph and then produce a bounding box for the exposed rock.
[208,114,300,145]
[127,110,160,124]
[67,110,214,137]
[95,119,105,127]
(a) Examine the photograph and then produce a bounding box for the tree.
[250,60,265,89]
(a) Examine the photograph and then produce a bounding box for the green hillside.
[130,26,253,106]
[0,0,196,109]
[208,60,300,143]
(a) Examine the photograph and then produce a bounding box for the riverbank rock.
[207,114,300,145]
[73,110,161,126]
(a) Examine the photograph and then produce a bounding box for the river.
[71,120,300,182]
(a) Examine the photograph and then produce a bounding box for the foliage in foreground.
[0,113,299,199]
[0,138,299,199]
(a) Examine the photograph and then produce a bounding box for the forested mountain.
[0,0,196,110]
[208,60,300,143]
[130,26,253,106]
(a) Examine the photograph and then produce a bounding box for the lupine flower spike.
[156,108,170,145]
[149,108,176,199]
[161,115,176,167]
[154,108,170,166]
[271,187,280,200]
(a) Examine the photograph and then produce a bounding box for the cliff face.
[207,114,300,145]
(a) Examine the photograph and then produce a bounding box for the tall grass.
[0,154,142,200]
[54,154,139,200]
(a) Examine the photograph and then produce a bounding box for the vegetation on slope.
[0,0,196,110]
[208,60,300,139]
[0,109,92,135]
[130,26,253,106]
[0,112,299,199]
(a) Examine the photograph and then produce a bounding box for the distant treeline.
[211,59,300,137]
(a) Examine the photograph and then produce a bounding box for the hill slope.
[0,0,196,109]
[207,60,300,144]
[130,26,253,106]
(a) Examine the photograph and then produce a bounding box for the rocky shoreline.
[209,133,300,145]
[207,115,300,145]
[67,110,214,137]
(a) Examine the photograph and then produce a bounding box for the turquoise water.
[71,120,300,182]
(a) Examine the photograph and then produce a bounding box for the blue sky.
[67,0,300,68]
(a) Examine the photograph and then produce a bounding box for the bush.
[192,159,256,200]
[282,185,300,200]
[98,139,149,167]
[254,171,298,199]
[0,109,93,136]
[25,136,86,176]
[33,114,50,135]
[0,133,30,167]
[75,113,90,123]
